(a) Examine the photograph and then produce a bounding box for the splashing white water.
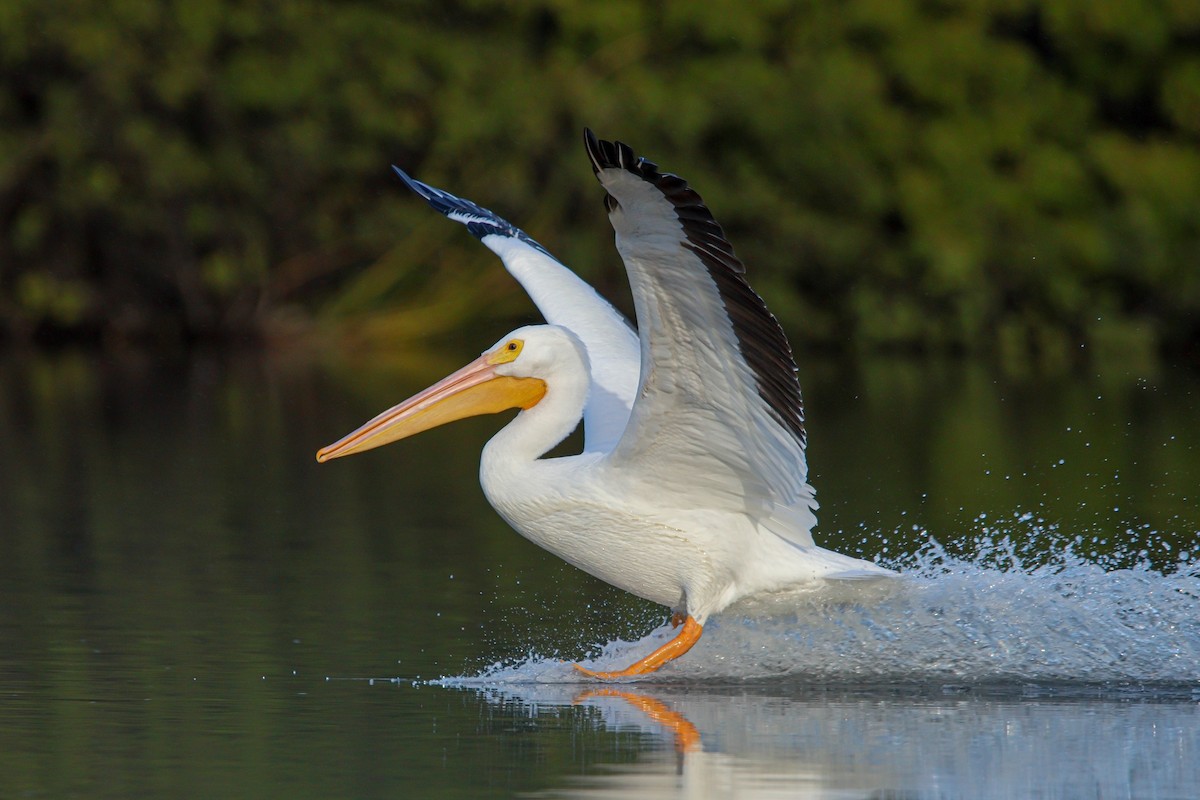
[441,533,1200,687]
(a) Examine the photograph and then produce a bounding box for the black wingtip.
[583,128,603,175]
[392,164,430,200]
[583,131,662,182]
[583,128,624,172]
[389,164,558,258]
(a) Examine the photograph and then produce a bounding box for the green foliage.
[1,0,1197,355]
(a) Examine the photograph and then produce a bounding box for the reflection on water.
[0,347,1197,797]
[495,685,1200,799]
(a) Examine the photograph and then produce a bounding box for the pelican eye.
[489,338,525,364]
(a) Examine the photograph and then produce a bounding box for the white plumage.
[320,132,892,678]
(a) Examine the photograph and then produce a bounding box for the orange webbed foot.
[572,616,703,680]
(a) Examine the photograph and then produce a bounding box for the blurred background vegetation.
[1,0,1198,362]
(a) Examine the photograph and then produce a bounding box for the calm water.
[1,346,1198,798]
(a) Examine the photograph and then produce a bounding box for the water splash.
[439,525,1200,687]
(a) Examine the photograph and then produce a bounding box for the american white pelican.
[318,131,892,678]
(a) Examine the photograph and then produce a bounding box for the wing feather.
[583,131,817,543]
[392,167,639,452]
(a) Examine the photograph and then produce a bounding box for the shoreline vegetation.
[2,2,1197,363]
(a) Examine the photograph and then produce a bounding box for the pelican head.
[316,325,587,463]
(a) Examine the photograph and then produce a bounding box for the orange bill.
[316,349,546,463]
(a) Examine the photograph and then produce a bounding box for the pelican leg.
[574,616,703,679]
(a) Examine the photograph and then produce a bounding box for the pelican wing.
[393,167,639,453]
[583,131,817,543]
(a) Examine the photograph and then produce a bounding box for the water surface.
[1,347,1197,797]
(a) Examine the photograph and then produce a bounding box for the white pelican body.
[477,329,876,621]
[320,132,891,677]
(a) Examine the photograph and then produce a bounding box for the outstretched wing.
[393,167,639,453]
[583,131,817,544]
